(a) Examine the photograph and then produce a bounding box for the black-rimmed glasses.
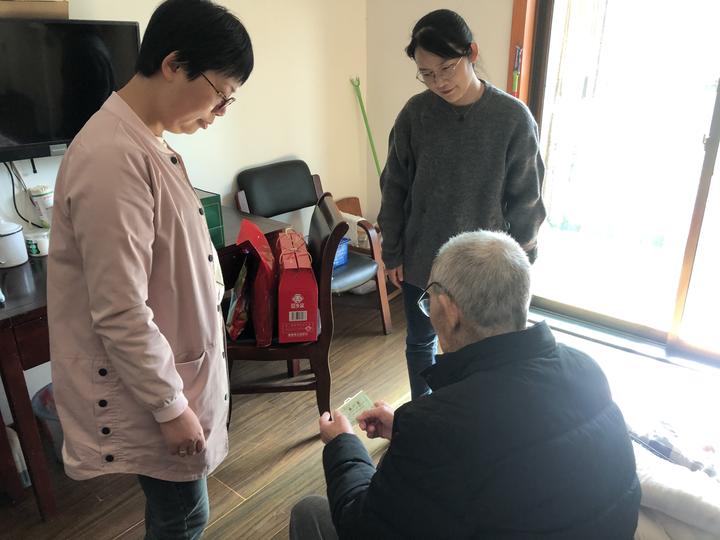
[199,72,235,113]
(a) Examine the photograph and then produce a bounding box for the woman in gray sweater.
[378,9,546,399]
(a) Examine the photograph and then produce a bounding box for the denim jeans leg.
[138,475,210,540]
[402,282,438,399]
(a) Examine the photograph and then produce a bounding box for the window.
[527,0,720,358]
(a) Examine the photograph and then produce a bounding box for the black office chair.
[235,160,392,338]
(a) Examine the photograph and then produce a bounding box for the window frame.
[517,0,720,363]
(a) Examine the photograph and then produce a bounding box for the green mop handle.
[351,77,382,177]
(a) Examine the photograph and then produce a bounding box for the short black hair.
[136,0,253,84]
[405,9,473,60]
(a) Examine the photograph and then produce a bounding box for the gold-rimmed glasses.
[416,57,464,86]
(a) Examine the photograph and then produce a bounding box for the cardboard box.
[194,188,225,249]
[0,1,68,19]
[274,230,318,343]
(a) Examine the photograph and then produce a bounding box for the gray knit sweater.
[377,82,546,288]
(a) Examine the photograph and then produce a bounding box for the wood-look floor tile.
[206,475,247,523]
[203,450,326,540]
[113,520,144,540]
[1,473,145,540]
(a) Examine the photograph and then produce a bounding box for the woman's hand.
[385,265,404,288]
[158,407,206,457]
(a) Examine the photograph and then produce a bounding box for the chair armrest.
[356,218,383,268]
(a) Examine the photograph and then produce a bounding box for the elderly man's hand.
[319,410,353,444]
[357,401,394,441]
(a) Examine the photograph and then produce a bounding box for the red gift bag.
[225,256,250,340]
[236,220,276,347]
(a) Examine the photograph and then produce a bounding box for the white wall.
[364,0,513,220]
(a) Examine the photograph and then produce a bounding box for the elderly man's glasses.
[416,57,464,86]
[199,72,235,113]
[417,282,450,317]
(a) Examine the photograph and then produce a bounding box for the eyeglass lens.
[417,291,431,317]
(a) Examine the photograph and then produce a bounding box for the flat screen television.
[0,19,140,162]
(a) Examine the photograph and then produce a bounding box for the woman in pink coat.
[47,1,253,537]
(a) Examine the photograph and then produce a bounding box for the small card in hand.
[337,390,374,424]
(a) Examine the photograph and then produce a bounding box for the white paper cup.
[29,186,54,227]
[24,229,50,257]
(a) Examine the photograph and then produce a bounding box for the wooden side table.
[0,409,24,503]
[0,257,56,519]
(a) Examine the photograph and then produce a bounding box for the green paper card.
[338,390,374,424]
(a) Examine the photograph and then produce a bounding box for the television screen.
[0,19,140,162]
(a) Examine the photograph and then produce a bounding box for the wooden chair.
[219,193,349,415]
[235,160,392,336]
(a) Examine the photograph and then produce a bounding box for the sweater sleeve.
[68,144,187,423]
[377,109,414,270]
[503,112,547,263]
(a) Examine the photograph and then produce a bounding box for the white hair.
[429,230,531,331]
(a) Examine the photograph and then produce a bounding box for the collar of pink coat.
[103,92,177,157]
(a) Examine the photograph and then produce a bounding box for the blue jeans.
[137,475,209,540]
[402,282,438,399]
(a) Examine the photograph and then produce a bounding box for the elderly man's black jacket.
[323,322,640,539]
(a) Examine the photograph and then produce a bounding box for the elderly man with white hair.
[290,230,641,540]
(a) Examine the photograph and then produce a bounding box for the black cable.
[3,161,44,228]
